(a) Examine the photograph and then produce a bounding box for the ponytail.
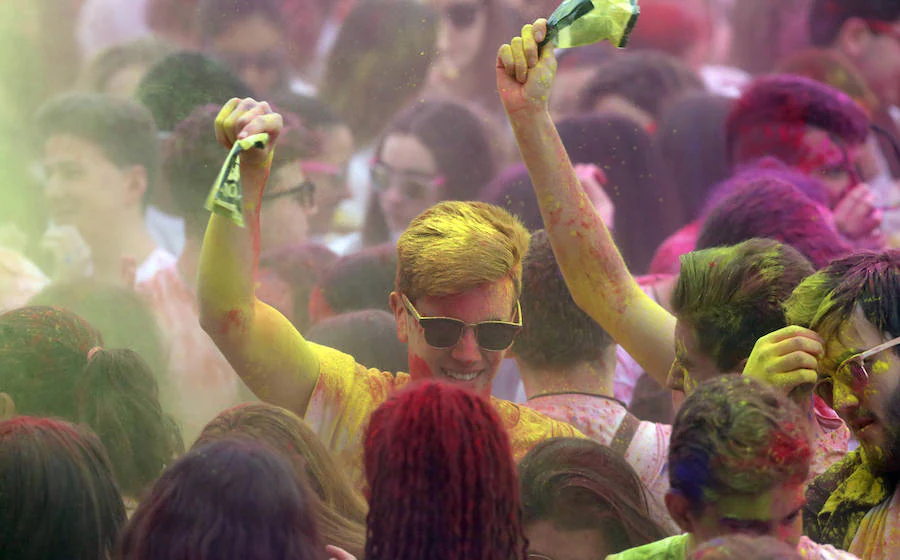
[78,348,184,497]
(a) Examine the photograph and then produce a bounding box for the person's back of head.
[656,93,734,221]
[726,74,870,172]
[135,51,254,132]
[672,239,815,375]
[396,201,531,302]
[0,305,182,498]
[29,279,169,401]
[556,112,682,274]
[78,36,177,98]
[35,91,160,204]
[306,310,409,373]
[364,380,526,560]
[518,438,669,558]
[320,0,438,146]
[479,164,543,232]
[691,535,803,560]
[696,171,854,269]
[513,230,614,370]
[194,403,367,558]
[312,243,398,318]
[116,437,327,560]
[667,376,813,541]
[577,51,704,129]
[0,417,126,560]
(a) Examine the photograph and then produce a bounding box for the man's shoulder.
[607,534,689,560]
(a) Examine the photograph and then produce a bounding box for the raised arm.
[198,98,319,414]
[496,23,676,385]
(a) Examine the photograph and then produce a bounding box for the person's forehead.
[415,279,516,319]
[823,308,883,361]
[43,134,106,163]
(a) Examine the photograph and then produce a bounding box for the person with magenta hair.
[363,381,527,560]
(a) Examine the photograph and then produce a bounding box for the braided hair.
[364,381,527,560]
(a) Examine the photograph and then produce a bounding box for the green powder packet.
[204,133,270,228]
[540,0,640,50]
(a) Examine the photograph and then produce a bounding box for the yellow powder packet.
[204,133,270,228]
[540,0,640,50]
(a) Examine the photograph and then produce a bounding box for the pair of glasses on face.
[401,294,522,351]
[370,161,445,201]
[444,1,485,29]
[262,179,316,207]
[814,334,900,404]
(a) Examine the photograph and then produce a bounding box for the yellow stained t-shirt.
[302,343,586,489]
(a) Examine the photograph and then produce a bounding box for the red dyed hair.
[627,0,707,60]
[363,381,526,560]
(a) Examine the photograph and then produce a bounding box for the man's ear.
[389,292,409,343]
[665,490,698,535]
[0,392,15,421]
[836,17,873,59]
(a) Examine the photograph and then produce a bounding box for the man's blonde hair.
[396,201,531,302]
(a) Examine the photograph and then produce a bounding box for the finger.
[239,113,283,140]
[773,369,819,392]
[221,98,258,146]
[522,24,538,68]
[511,36,528,83]
[234,104,269,137]
[772,336,824,358]
[498,44,515,76]
[215,98,242,147]
[763,325,824,345]
[534,18,548,42]
[776,351,820,374]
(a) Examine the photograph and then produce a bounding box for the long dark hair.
[116,437,327,560]
[519,438,669,555]
[0,417,126,560]
[362,99,498,245]
[364,381,527,560]
[556,113,683,275]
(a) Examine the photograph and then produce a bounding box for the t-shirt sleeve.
[303,342,399,486]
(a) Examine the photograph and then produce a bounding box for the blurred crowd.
[1,0,900,559]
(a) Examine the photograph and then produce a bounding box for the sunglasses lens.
[446,3,479,28]
[847,362,869,389]
[421,319,464,348]
[476,323,520,351]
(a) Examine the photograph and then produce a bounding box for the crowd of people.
[2,0,900,558]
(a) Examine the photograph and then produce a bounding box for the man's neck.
[88,214,157,284]
[518,351,617,400]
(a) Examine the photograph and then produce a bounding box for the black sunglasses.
[401,294,522,351]
[814,334,900,405]
[262,179,316,206]
[444,2,484,29]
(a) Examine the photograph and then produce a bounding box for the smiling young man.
[609,376,856,560]
[197,97,582,488]
[779,250,900,559]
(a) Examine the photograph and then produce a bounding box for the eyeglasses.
[262,179,316,207]
[527,555,554,560]
[370,161,445,201]
[444,2,485,29]
[401,294,522,351]
[814,334,900,404]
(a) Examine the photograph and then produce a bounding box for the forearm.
[509,108,676,383]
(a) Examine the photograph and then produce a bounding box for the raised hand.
[214,98,283,169]
[496,19,556,116]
